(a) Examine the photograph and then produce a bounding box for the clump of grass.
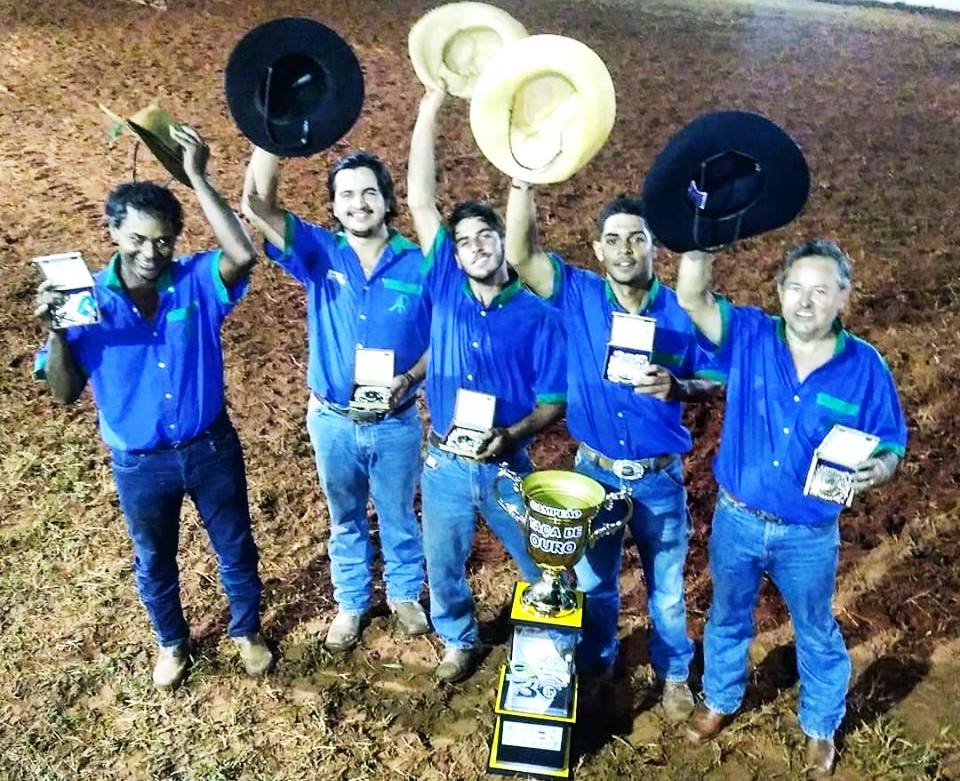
[844,715,944,779]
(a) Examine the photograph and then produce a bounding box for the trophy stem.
[521,570,578,617]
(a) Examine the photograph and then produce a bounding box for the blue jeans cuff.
[799,720,838,741]
[444,641,479,652]
[704,697,738,716]
[386,593,423,604]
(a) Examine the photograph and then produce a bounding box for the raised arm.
[240,146,287,251]
[170,124,257,288]
[34,281,86,404]
[676,250,723,346]
[504,179,555,298]
[406,88,446,254]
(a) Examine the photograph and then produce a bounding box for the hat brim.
[127,120,193,188]
[469,34,616,184]
[642,111,810,252]
[225,17,364,157]
[408,2,527,99]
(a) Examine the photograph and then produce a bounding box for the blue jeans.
[703,493,850,739]
[420,445,542,650]
[110,415,262,647]
[573,451,693,680]
[306,395,424,614]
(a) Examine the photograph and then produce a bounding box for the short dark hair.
[326,151,397,224]
[778,239,853,289]
[596,196,652,239]
[447,201,505,239]
[104,182,183,235]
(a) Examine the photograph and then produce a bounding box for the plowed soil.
[2,0,959,779]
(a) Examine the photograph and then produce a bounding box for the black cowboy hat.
[224,17,364,157]
[642,110,810,252]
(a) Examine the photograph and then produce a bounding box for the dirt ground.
[2,0,959,778]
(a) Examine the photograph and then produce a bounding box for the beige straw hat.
[409,2,527,98]
[469,34,616,184]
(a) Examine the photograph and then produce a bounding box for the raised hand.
[169,123,210,183]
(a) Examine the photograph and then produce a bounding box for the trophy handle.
[494,462,529,529]
[588,489,633,544]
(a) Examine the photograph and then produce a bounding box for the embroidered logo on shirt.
[327,270,347,286]
[388,294,409,315]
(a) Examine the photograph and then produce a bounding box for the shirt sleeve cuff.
[696,295,732,354]
[264,211,296,263]
[210,249,248,304]
[536,392,566,404]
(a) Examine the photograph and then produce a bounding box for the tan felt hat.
[100,103,191,187]
[409,2,527,99]
[469,34,616,184]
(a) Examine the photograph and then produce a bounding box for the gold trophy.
[496,467,633,617]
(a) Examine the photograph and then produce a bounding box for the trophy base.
[520,574,580,620]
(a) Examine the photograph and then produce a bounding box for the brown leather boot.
[805,736,836,777]
[685,705,734,744]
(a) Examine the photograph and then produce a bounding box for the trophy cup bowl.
[496,466,633,616]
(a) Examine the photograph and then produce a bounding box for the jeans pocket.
[111,450,145,473]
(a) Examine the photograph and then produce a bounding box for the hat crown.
[695,149,764,218]
[258,55,329,124]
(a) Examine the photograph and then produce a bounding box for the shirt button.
[167,286,174,293]
[356,343,363,349]
[152,331,158,337]
[773,459,780,467]
[782,427,790,435]
[157,361,167,369]
[132,307,139,314]
[619,439,625,446]
[793,395,800,402]
[480,311,487,317]
[466,374,474,381]
[617,412,624,419]
[471,341,479,348]
[164,393,173,400]
[168,423,176,430]
[359,314,367,320]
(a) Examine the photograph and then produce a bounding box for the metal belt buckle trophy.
[496,466,634,617]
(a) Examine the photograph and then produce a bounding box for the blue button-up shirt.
[264,213,431,405]
[35,250,246,451]
[702,299,908,525]
[422,228,567,440]
[546,254,707,458]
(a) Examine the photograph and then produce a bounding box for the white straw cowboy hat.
[409,2,527,99]
[469,34,616,184]
[100,103,191,187]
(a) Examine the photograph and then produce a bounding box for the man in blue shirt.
[677,240,907,775]
[242,147,431,652]
[34,126,270,689]
[407,87,567,683]
[505,181,720,720]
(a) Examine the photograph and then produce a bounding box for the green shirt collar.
[335,229,415,254]
[774,315,847,354]
[604,274,661,313]
[104,252,175,293]
[461,269,524,308]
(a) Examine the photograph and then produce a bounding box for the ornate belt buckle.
[611,459,646,481]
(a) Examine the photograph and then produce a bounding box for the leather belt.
[718,487,790,526]
[314,393,417,424]
[578,442,673,480]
